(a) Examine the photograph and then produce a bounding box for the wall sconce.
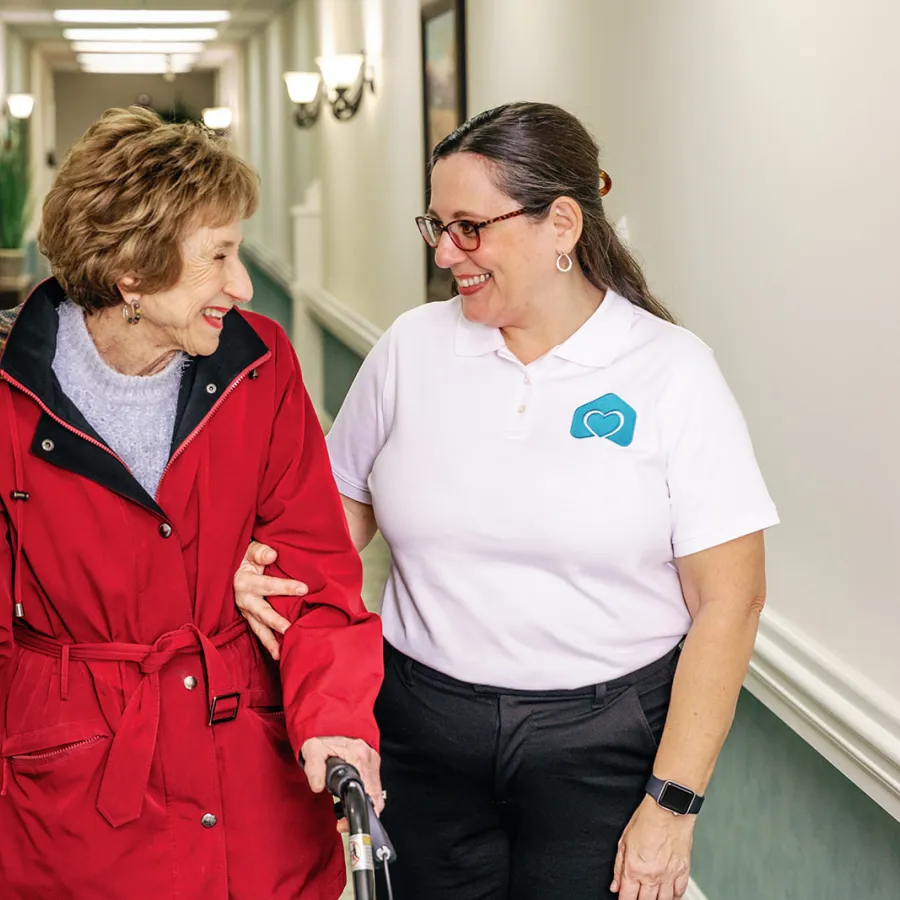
[6,94,35,120]
[202,106,232,134]
[283,72,322,128]
[315,53,374,121]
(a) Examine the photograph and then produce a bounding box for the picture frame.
[421,0,466,303]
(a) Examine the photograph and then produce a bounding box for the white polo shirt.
[326,291,779,690]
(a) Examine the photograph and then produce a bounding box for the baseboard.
[745,609,900,822]
[684,878,709,900]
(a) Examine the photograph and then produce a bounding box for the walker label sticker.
[570,393,636,447]
[349,833,374,872]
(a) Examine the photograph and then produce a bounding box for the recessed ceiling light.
[55,10,229,25]
[63,27,219,42]
[71,41,206,54]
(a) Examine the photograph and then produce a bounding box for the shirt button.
[183,676,198,690]
[158,523,173,539]
[206,383,217,395]
[517,405,526,414]
[41,439,55,452]
[200,813,217,828]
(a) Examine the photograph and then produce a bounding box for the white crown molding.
[745,609,900,822]
[295,285,383,359]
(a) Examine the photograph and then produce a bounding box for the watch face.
[659,782,694,815]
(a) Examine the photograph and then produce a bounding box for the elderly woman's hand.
[234,541,305,660]
[301,736,384,831]
[611,795,694,899]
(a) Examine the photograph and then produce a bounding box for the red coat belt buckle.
[208,692,241,725]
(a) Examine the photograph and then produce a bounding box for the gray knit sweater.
[52,301,186,497]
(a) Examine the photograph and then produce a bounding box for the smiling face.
[429,152,559,329]
[122,217,253,358]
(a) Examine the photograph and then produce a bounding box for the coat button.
[201,813,217,828]
[205,383,217,394]
[183,676,198,690]
[158,523,173,538]
[41,439,54,452]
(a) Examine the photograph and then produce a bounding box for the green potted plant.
[0,126,29,280]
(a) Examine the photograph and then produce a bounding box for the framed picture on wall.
[421,0,466,303]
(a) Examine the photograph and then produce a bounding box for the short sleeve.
[325,327,394,504]
[660,345,779,557]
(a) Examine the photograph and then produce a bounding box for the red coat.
[0,280,383,899]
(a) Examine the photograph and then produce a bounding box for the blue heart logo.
[570,394,636,447]
[583,409,625,440]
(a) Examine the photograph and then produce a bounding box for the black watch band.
[645,775,704,816]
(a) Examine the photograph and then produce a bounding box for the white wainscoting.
[746,609,900,822]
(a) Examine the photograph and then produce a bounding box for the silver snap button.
[200,813,217,828]
[184,676,198,690]
[41,439,55,452]
[206,383,217,395]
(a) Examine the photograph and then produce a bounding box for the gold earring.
[122,300,142,325]
[556,251,573,273]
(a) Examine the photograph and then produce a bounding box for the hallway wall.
[54,71,217,161]
[241,3,900,894]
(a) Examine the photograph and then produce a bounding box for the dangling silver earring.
[556,251,573,273]
[122,300,142,325]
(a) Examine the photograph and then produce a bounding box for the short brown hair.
[39,107,258,312]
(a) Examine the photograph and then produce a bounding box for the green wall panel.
[693,691,900,899]
[322,328,364,420]
[241,251,292,334]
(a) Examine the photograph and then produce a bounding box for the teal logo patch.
[570,394,636,447]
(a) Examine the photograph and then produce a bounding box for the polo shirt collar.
[454,289,635,368]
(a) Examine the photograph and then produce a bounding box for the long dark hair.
[432,102,675,323]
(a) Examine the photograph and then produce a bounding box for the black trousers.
[375,642,678,900]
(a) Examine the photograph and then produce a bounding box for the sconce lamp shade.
[283,72,321,105]
[7,94,35,120]
[315,54,365,91]
[202,107,233,131]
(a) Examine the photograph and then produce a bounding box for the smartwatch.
[645,775,704,816]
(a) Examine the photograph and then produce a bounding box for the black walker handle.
[325,757,397,899]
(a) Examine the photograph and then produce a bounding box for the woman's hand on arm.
[234,541,303,660]
[234,496,378,660]
[612,531,767,899]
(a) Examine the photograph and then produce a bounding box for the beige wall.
[470,0,900,695]
[313,0,425,330]
[241,0,900,706]
[53,71,216,161]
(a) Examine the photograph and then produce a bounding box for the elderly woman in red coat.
[0,107,383,899]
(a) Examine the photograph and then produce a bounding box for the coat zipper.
[154,353,270,503]
[2,351,271,510]
[11,734,105,761]
[1,372,133,473]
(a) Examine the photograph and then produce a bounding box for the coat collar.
[1,278,270,514]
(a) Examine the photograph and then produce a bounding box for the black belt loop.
[591,682,607,709]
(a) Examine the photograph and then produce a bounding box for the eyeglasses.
[415,207,530,252]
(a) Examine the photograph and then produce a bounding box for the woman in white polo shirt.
[235,102,778,900]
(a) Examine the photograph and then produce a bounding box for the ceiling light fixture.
[54,10,229,25]
[63,27,219,42]
[71,41,206,54]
